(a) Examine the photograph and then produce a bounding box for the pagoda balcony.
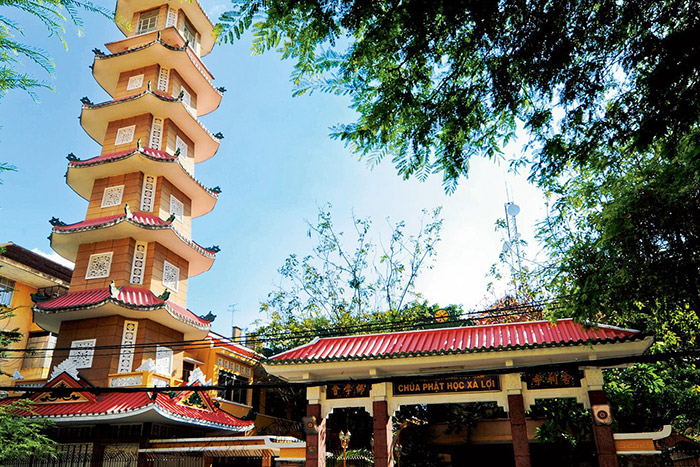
[34,286,211,340]
[96,31,221,116]
[108,370,183,388]
[115,1,216,57]
[67,147,219,218]
[49,211,217,277]
[80,90,220,162]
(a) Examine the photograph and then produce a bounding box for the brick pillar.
[262,451,273,467]
[589,390,619,467]
[508,394,531,467]
[306,403,326,467]
[373,400,393,467]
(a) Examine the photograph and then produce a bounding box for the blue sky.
[0,1,547,337]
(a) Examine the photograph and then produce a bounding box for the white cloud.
[31,248,74,269]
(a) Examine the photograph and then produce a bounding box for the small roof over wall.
[0,242,72,287]
[265,319,653,382]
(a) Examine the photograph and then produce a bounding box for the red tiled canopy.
[269,319,644,364]
[34,286,210,329]
[0,373,253,431]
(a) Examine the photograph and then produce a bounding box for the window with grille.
[140,175,156,212]
[0,277,15,307]
[149,117,163,150]
[115,125,135,145]
[23,332,57,369]
[162,260,179,291]
[182,17,197,45]
[169,195,184,223]
[175,135,188,161]
[85,252,112,279]
[101,185,124,208]
[126,74,144,91]
[155,346,173,376]
[217,371,249,405]
[129,242,147,285]
[68,339,96,369]
[137,9,159,34]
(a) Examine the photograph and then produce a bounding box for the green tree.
[0,306,58,463]
[0,0,110,98]
[254,205,453,354]
[218,0,699,191]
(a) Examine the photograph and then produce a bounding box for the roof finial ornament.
[199,311,216,323]
[80,96,92,105]
[49,217,66,227]
[157,289,171,301]
[213,132,224,140]
[211,186,222,194]
[124,203,133,220]
[66,153,79,162]
[136,138,142,150]
[109,280,119,298]
[147,80,152,91]
[165,213,176,223]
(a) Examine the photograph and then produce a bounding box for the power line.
[2,349,699,395]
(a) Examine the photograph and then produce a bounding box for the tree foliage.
[253,205,458,355]
[0,0,110,98]
[218,0,700,191]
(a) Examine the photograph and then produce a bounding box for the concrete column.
[508,394,531,467]
[372,400,393,467]
[589,390,619,467]
[306,403,326,467]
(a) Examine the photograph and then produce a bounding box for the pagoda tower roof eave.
[49,213,216,277]
[80,91,220,162]
[66,148,218,218]
[33,287,210,339]
[114,0,216,57]
[93,37,221,116]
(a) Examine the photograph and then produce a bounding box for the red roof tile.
[0,374,253,431]
[34,287,210,328]
[70,148,175,167]
[269,319,644,363]
[207,333,261,361]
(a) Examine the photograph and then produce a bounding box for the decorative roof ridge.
[93,39,219,92]
[51,211,216,260]
[67,147,220,198]
[151,404,253,432]
[81,91,221,142]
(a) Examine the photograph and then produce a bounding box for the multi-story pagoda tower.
[34,1,224,389]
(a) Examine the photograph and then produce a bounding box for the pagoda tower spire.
[35,0,223,388]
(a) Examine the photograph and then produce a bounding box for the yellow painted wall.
[0,281,40,384]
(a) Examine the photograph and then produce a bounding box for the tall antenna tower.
[502,185,523,279]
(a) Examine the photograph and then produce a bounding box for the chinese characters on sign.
[525,369,581,389]
[326,383,371,399]
[393,375,500,395]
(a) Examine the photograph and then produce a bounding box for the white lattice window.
[115,125,135,146]
[182,17,197,45]
[179,86,194,115]
[155,346,173,376]
[85,252,113,279]
[175,135,188,160]
[137,9,159,35]
[101,185,124,208]
[157,67,170,92]
[165,7,178,28]
[68,339,96,369]
[126,74,144,91]
[130,242,148,285]
[162,260,179,291]
[149,117,163,150]
[117,321,138,374]
[169,195,184,223]
[140,175,156,212]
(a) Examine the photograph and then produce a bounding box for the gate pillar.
[589,390,619,467]
[372,400,393,467]
[306,403,326,467]
[508,394,531,467]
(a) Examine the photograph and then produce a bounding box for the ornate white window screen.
[149,117,163,150]
[117,321,139,373]
[101,185,124,208]
[85,252,113,279]
[155,346,173,376]
[140,175,156,212]
[129,242,148,285]
[68,339,96,369]
[162,260,179,291]
[169,195,184,223]
[115,125,136,145]
[126,74,144,91]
